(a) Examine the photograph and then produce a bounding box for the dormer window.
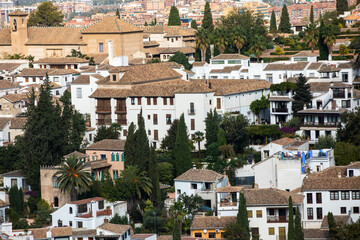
[112,74,117,82]
[349,170,354,177]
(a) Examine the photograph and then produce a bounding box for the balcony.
[117,119,127,125]
[333,93,345,99]
[96,107,111,113]
[301,122,339,128]
[97,119,112,125]
[188,109,196,115]
[220,201,238,207]
[272,108,288,113]
[267,216,288,223]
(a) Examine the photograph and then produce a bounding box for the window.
[153,114,158,125]
[266,74,273,82]
[53,176,59,188]
[216,98,221,109]
[342,73,349,82]
[341,191,350,200]
[212,60,225,64]
[154,130,158,140]
[137,98,142,105]
[111,153,115,161]
[177,189,181,194]
[268,227,275,235]
[58,220,63,227]
[99,43,104,52]
[316,208,322,219]
[77,221,83,228]
[78,204,87,213]
[76,88,82,99]
[147,115,150,120]
[148,130,151,135]
[11,179,17,187]
[330,191,339,200]
[131,98,135,105]
[101,154,106,159]
[247,210,253,218]
[54,197,59,207]
[307,208,313,220]
[191,183,197,189]
[163,98,168,105]
[69,207,73,214]
[194,233,202,238]
[112,74,116,81]
[53,77,59,82]
[354,207,359,214]
[147,98,151,105]
[316,193,322,204]
[153,98,157,105]
[352,191,360,200]
[268,209,275,216]
[256,210,262,218]
[166,114,172,125]
[341,207,347,214]
[349,170,354,177]
[208,232,215,238]
[170,98,174,105]
[307,193,313,204]
[123,130,127,137]
[116,153,119,161]
[228,60,241,64]
[121,153,125,162]
[98,200,104,209]
[69,221,72,227]
[191,119,195,130]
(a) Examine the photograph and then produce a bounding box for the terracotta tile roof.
[159,47,195,54]
[97,209,112,216]
[10,117,27,129]
[72,75,90,85]
[216,186,243,192]
[264,62,309,71]
[64,151,87,159]
[85,139,125,151]
[307,62,323,70]
[191,216,236,230]
[242,188,304,206]
[70,197,104,205]
[347,162,360,169]
[318,64,340,72]
[297,108,347,114]
[192,62,206,67]
[2,170,23,177]
[143,41,160,47]
[0,199,9,208]
[26,27,84,45]
[35,57,88,64]
[85,53,108,65]
[8,10,28,16]
[0,63,22,72]
[133,234,157,239]
[51,227,72,237]
[129,58,150,65]
[31,228,48,239]
[174,169,224,182]
[0,118,10,129]
[72,229,97,236]
[212,54,249,60]
[354,89,360,99]
[293,51,318,57]
[210,65,241,73]
[268,97,293,101]
[3,93,29,103]
[0,28,11,46]
[98,223,130,235]
[303,229,329,239]
[17,68,53,77]
[241,69,249,72]
[144,24,195,37]
[271,137,297,146]
[78,212,92,218]
[321,215,351,229]
[90,160,111,170]
[0,80,19,89]
[81,16,142,33]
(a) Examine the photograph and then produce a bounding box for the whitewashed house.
[260,137,309,160]
[2,170,30,191]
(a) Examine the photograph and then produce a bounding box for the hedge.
[269,51,299,55]
[332,55,354,60]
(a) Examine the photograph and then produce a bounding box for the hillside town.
[0,0,360,239]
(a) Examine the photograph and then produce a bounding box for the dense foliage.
[28,1,64,27]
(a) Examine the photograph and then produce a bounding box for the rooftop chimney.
[338,172,341,178]
[108,41,113,62]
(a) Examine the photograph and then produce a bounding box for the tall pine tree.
[168,6,181,26]
[134,110,150,172]
[310,5,314,24]
[288,197,295,240]
[173,114,192,176]
[237,192,250,240]
[270,10,277,33]
[279,4,291,33]
[328,212,337,239]
[336,0,348,15]
[148,146,161,206]
[124,122,136,167]
[294,207,304,240]
[292,74,312,116]
[202,1,214,32]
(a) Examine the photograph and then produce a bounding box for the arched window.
[121,153,125,162]
[56,90,60,95]
[57,219,62,227]
[116,153,119,161]
[111,153,115,161]
[69,207,73,214]
[54,197,59,208]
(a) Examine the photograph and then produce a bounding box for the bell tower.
[9,10,28,55]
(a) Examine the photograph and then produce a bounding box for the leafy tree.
[32,199,51,227]
[94,124,121,142]
[279,4,291,33]
[191,19,197,29]
[66,49,95,65]
[292,74,312,116]
[294,207,304,240]
[338,108,360,146]
[13,219,29,230]
[310,5,314,24]
[177,193,204,215]
[54,156,92,201]
[110,213,129,224]
[173,218,181,240]
[327,212,336,239]
[334,142,360,165]
[249,35,266,62]
[231,26,245,54]
[168,6,181,26]
[220,113,249,153]
[143,206,165,233]
[314,135,336,149]
[0,145,20,174]
[214,28,228,54]
[270,82,297,93]
[336,0,348,15]
[158,162,173,185]
[193,131,204,158]
[149,147,161,206]
[173,114,192,176]
[27,1,64,27]
[124,122,136,167]
[169,52,192,70]
[288,197,295,240]
[196,29,210,62]
[161,119,179,151]
[237,192,250,240]
[274,46,284,55]
[250,95,269,123]
[205,109,220,148]
[304,23,319,53]
[270,10,277,32]
[134,110,150,172]
[202,1,214,32]
[339,44,349,55]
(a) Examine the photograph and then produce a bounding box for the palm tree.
[304,23,319,53]
[192,131,204,158]
[196,29,210,62]
[322,25,337,58]
[54,156,92,201]
[214,27,228,54]
[249,35,266,63]
[231,27,245,54]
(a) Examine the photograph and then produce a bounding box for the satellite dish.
[203,229,207,234]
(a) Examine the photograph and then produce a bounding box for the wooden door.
[279,227,286,240]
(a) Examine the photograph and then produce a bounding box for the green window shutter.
[121,153,125,162]
[101,171,104,180]
[116,153,119,161]
[111,153,115,161]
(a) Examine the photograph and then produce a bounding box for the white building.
[301,162,360,229]
[51,197,128,229]
[2,170,30,191]
[260,137,309,160]
[174,168,228,210]
[0,80,19,97]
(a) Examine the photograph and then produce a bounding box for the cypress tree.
[205,46,211,63]
[279,4,291,33]
[134,110,150,172]
[124,122,136,167]
[294,207,304,240]
[172,219,181,240]
[116,8,120,18]
[148,146,161,206]
[168,6,181,26]
[328,212,337,239]
[336,0,348,15]
[292,74,312,116]
[144,21,148,26]
[173,114,192,176]
[191,19,197,29]
[310,6,314,24]
[237,192,250,240]
[161,119,178,150]
[205,109,220,148]
[202,1,214,32]
[288,197,295,240]
[270,10,277,32]
[318,21,329,60]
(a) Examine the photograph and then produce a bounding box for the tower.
[9,10,28,55]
